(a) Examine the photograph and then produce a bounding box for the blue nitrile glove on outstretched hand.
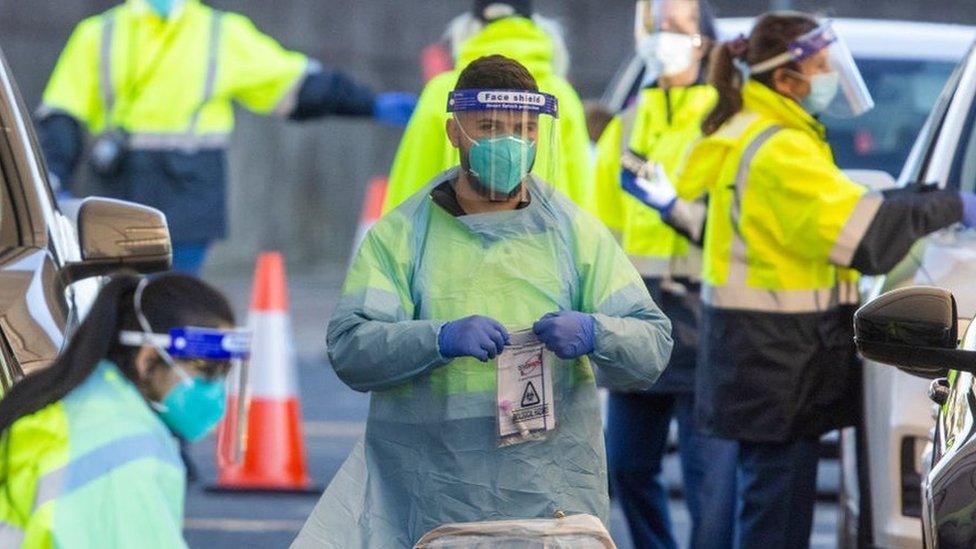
[961,192,976,228]
[533,311,596,360]
[374,92,418,127]
[438,315,510,362]
[620,162,678,217]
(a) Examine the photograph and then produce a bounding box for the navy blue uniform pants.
[732,438,820,549]
[606,392,738,549]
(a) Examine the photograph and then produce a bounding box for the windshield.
[827,58,957,176]
[948,56,976,192]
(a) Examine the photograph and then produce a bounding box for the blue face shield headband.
[447,89,559,201]
[119,279,252,444]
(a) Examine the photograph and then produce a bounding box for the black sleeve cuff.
[849,186,962,275]
[288,66,377,121]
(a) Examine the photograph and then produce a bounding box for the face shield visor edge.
[748,21,875,118]
[118,278,252,457]
[447,89,560,202]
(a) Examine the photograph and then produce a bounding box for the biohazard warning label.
[497,329,555,446]
[521,382,541,407]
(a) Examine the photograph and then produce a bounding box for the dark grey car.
[0,47,171,394]
[856,286,976,549]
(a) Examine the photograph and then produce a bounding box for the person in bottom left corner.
[0,273,250,548]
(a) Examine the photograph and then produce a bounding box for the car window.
[0,337,13,396]
[827,58,957,177]
[948,69,976,192]
[902,56,968,186]
[0,122,22,249]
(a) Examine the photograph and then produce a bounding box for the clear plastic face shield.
[447,89,560,202]
[634,0,706,78]
[119,280,252,462]
[749,21,874,118]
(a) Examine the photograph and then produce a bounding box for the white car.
[831,24,974,549]
[600,17,976,549]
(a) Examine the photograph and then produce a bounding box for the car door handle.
[928,377,951,406]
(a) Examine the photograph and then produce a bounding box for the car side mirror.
[60,197,171,284]
[854,286,976,378]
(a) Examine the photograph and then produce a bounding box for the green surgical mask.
[455,114,538,198]
[468,135,537,195]
[154,373,227,442]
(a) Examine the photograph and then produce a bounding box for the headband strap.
[447,89,559,118]
[749,23,837,75]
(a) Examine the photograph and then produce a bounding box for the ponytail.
[701,11,819,136]
[701,37,748,135]
[0,275,141,435]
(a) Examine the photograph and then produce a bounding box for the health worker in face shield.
[381,0,594,214]
[627,12,976,548]
[0,274,250,547]
[593,2,738,548]
[293,55,674,548]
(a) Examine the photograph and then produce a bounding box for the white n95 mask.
[637,32,698,77]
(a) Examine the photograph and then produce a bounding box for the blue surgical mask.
[155,375,226,442]
[466,135,537,195]
[145,0,181,18]
[800,71,840,116]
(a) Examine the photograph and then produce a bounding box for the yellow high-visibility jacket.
[677,79,963,441]
[40,0,311,145]
[38,0,378,242]
[593,85,715,278]
[0,362,185,548]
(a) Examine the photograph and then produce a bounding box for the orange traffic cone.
[350,177,388,260]
[210,252,317,493]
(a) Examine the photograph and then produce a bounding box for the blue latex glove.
[962,192,976,227]
[374,92,418,127]
[438,315,510,362]
[532,311,596,360]
[620,165,677,217]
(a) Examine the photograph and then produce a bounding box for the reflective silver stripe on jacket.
[0,522,25,547]
[184,10,224,138]
[100,9,227,151]
[32,433,182,512]
[631,252,703,281]
[127,132,230,151]
[828,191,884,267]
[726,125,782,288]
[99,13,116,117]
[702,284,848,314]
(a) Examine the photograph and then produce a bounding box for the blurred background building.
[2,0,974,273]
